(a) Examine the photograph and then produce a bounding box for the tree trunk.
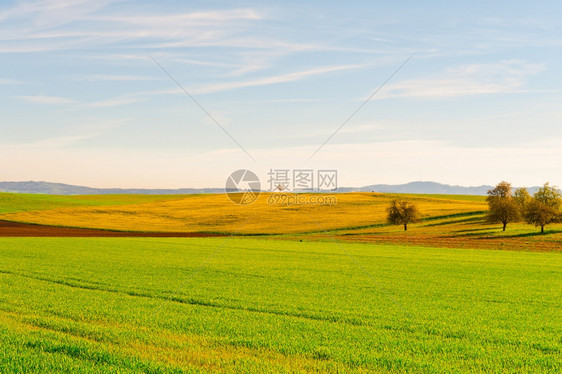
[541,225,544,233]
[404,224,407,231]
[502,222,507,231]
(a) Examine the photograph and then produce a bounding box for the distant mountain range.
[339,181,539,195]
[0,181,540,196]
[0,181,224,195]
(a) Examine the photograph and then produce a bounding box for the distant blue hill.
[0,180,540,196]
[0,181,224,195]
[340,181,540,195]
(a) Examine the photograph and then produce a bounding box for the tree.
[485,181,520,231]
[513,187,531,215]
[533,182,562,208]
[387,199,420,231]
[487,181,512,198]
[523,183,562,233]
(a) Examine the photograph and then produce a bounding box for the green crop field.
[0,193,185,214]
[1,237,560,373]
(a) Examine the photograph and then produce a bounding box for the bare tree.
[387,199,420,231]
[486,181,520,231]
[524,183,562,233]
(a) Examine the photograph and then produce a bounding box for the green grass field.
[1,237,560,373]
[0,193,184,214]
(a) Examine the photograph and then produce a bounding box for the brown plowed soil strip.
[0,220,223,238]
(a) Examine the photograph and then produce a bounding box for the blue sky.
[1,0,561,188]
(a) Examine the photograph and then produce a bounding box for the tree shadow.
[452,227,494,234]
[491,230,562,239]
[423,216,485,227]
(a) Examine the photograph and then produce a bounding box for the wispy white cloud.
[17,95,77,105]
[103,64,369,99]
[125,87,183,98]
[17,94,143,108]
[21,134,98,148]
[84,98,144,108]
[0,0,119,26]
[72,53,150,62]
[193,64,369,94]
[158,57,235,69]
[241,98,326,103]
[377,60,545,99]
[90,9,262,25]
[0,77,21,84]
[339,122,388,134]
[69,117,133,135]
[74,74,155,82]
[2,117,133,148]
[0,3,268,53]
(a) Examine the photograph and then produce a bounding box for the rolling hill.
[0,180,539,195]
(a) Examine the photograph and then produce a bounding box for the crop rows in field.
[0,237,560,373]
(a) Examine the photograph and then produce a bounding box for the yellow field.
[0,193,486,234]
[1,192,561,251]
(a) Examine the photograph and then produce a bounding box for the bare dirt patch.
[0,220,222,238]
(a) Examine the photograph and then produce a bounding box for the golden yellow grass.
[0,193,487,234]
[3,192,560,251]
